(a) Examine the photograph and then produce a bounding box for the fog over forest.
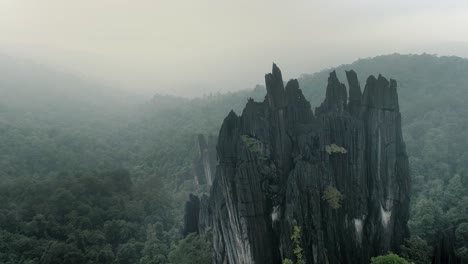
[1,1,468,96]
[1,1,468,264]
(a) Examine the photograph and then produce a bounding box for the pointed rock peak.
[377,74,390,87]
[219,110,239,145]
[327,71,341,89]
[285,79,309,105]
[316,71,347,114]
[345,69,356,75]
[363,74,399,111]
[285,78,314,120]
[326,71,346,96]
[265,63,286,109]
[389,79,399,110]
[345,70,358,85]
[366,75,377,84]
[346,71,361,96]
[226,110,238,119]
[285,79,299,91]
[272,63,282,79]
[345,70,360,91]
[265,63,283,84]
[266,63,283,83]
[346,70,362,115]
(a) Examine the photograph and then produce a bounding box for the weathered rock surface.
[182,193,212,237]
[189,64,411,263]
[182,194,200,237]
[192,134,217,186]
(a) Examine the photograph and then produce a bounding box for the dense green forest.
[1,54,467,263]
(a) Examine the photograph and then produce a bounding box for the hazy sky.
[1,0,468,97]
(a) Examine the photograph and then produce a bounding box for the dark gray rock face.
[182,194,200,237]
[193,134,217,186]
[345,70,362,115]
[198,64,410,263]
[198,194,212,234]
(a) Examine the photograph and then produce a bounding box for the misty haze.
[0,1,467,264]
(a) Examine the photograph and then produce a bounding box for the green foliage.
[456,247,468,262]
[241,134,268,161]
[168,233,211,264]
[139,224,170,264]
[241,134,259,149]
[322,186,344,209]
[0,171,174,264]
[400,236,432,264]
[116,241,144,264]
[455,223,468,261]
[455,223,468,247]
[291,226,305,264]
[408,198,445,244]
[325,144,348,155]
[40,241,86,264]
[282,226,305,264]
[370,253,411,264]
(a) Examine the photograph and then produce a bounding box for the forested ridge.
[0,53,467,263]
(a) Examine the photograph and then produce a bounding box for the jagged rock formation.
[183,193,213,237]
[182,194,200,237]
[198,194,212,234]
[189,64,410,263]
[192,134,217,186]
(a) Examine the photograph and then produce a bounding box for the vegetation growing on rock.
[322,186,344,209]
[241,134,268,160]
[325,144,348,154]
[370,253,411,264]
[282,226,305,264]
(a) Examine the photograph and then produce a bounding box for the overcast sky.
[1,0,468,97]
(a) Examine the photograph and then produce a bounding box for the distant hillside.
[0,54,141,111]
[299,53,468,121]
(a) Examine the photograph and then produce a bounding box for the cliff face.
[203,64,410,264]
[193,134,217,186]
[183,194,200,237]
